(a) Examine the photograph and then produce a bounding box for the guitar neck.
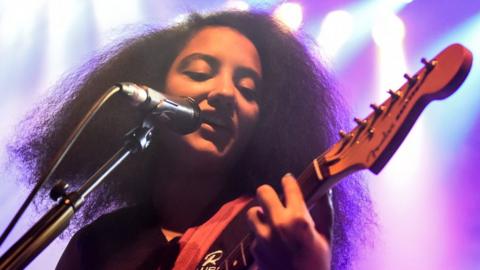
[296,161,354,207]
[195,43,473,270]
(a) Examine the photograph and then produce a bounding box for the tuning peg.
[403,73,417,86]
[339,130,354,139]
[387,89,401,100]
[354,117,367,128]
[368,128,375,136]
[370,104,384,115]
[421,58,437,71]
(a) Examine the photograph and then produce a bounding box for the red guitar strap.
[172,196,252,270]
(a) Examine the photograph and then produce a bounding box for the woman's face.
[161,26,262,171]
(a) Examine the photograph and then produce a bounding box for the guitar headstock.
[316,43,472,179]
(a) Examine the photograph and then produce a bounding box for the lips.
[200,111,234,133]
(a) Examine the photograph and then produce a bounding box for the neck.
[151,166,232,232]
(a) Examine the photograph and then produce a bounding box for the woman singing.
[8,10,373,270]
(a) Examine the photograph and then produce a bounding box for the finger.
[282,173,307,211]
[256,184,285,223]
[246,206,271,240]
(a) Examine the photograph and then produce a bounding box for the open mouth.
[201,113,233,132]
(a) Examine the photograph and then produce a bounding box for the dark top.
[56,194,333,270]
[56,205,180,270]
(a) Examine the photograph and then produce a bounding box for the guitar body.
[175,44,473,270]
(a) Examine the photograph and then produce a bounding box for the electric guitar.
[182,43,473,270]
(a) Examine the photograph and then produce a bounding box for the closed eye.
[183,71,212,82]
[234,68,261,101]
[238,86,258,101]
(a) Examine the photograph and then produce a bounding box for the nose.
[207,76,236,110]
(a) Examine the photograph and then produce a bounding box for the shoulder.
[56,205,158,270]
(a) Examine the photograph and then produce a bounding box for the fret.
[240,241,246,266]
[217,233,255,270]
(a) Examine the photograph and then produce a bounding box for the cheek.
[163,74,183,96]
[164,71,192,96]
[238,102,260,134]
[165,74,212,98]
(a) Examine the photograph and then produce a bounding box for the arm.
[246,173,333,270]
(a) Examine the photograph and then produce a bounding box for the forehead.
[175,26,262,75]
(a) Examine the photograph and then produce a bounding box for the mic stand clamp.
[0,122,154,270]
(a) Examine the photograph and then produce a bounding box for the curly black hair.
[7,10,374,269]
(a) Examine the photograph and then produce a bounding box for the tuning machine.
[421,58,438,71]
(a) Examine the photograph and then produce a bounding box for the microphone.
[118,82,201,134]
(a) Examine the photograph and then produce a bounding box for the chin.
[179,132,237,166]
[186,134,232,158]
[158,127,242,172]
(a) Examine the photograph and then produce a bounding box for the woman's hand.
[246,173,331,270]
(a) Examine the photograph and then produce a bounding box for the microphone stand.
[0,121,154,270]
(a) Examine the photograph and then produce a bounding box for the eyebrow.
[177,53,219,72]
